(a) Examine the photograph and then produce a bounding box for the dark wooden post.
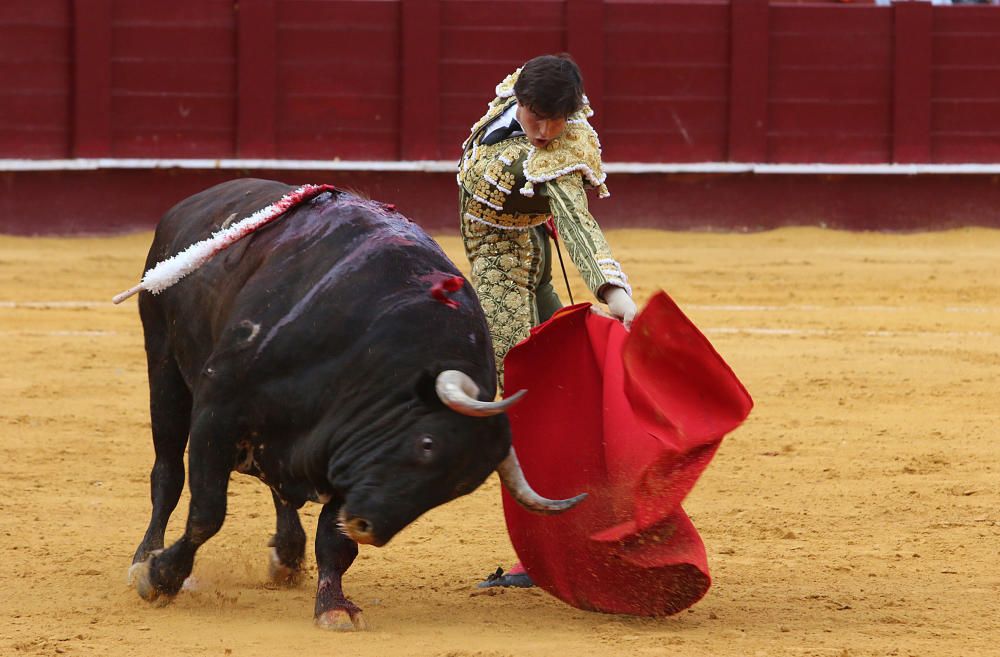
[237,0,277,158]
[892,0,932,163]
[399,0,441,160]
[567,0,604,131]
[72,0,113,157]
[728,0,769,162]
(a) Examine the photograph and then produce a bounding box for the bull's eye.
[416,435,435,463]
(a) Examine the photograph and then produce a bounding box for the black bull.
[126,179,583,630]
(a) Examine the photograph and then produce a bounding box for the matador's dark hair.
[513,54,585,119]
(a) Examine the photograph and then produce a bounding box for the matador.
[458,56,636,389]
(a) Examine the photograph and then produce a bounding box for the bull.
[126,178,583,629]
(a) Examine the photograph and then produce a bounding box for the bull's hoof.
[268,547,301,586]
[127,548,162,586]
[128,554,174,606]
[315,609,368,631]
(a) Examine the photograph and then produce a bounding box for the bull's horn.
[497,447,587,515]
[435,370,526,417]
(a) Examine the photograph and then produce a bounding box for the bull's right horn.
[436,370,526,417]
[497,447,587,515]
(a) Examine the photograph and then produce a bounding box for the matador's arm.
[543,173,632,302]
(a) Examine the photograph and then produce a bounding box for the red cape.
[501,291,753,616]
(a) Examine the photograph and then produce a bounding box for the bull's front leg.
[313,503,367,630]
[131,415,234,604]
[268,489,306,585]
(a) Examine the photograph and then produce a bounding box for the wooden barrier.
[4,0,1000,164]
[3,1,1000,233]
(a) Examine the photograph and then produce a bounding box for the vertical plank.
[72,0,112,157]
[567,0,604,131]
[237,0,276,158]
[892,1,932,163]
[400,0,440,160]
[728,0,769,162]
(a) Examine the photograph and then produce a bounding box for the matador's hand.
[604,287,637,330]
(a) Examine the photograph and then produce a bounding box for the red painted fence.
[4,0,1000,164]
[3,0,1000,234]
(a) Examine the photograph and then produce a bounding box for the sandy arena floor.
[1,226,998,657]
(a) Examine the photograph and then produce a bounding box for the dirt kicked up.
[1,227,998,657]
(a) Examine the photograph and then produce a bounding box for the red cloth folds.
[501,291,753,616]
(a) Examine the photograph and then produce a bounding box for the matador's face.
[516,103,567,150]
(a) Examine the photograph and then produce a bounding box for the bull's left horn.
[497,447,587,515]
[435,370,526,417]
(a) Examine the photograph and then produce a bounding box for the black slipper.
[477,566,535,588]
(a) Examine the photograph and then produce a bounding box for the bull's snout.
[337,508,381,546]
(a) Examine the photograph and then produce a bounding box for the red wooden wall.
[109,3,237,157]
[768,4,894,163]
[932,7,1000,161]
[3,0,1000,165]
[1,1,72,158]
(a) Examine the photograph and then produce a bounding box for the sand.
[1,227,998,657]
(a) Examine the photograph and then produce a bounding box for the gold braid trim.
[522,120,609,199]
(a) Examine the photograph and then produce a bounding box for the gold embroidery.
[495,170,516,192]
[459,140,529,196]
[482,160,516,195]
[494,69,519,98]
[473,177,507,210]
[523,121,607,194]
[547,174,620,297]
[499,143,521,166]
[461,209,542,389]
[463,200,548,230]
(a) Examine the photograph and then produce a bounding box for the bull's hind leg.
[132,411,234,603]
[268,490,306,585]
[314,504,367,631]
[130,327,192,571]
